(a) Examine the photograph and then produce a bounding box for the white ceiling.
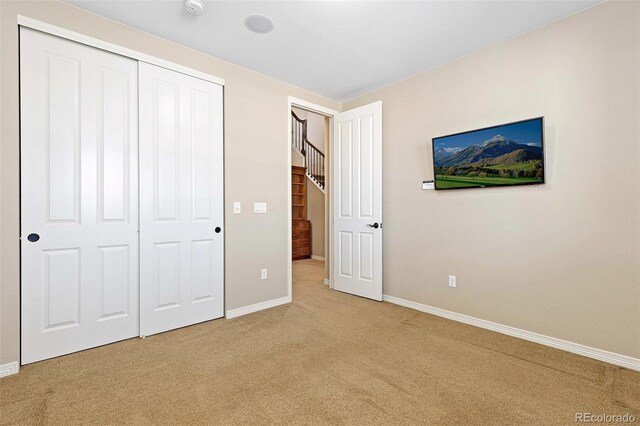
[66,0,602,102]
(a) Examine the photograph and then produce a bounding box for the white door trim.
[17,16,225,86]
[287,97,339,299]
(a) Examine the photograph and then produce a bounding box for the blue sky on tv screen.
[435,118,542,149]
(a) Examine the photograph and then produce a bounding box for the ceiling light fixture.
[244,15,274,34]
[184,0,204,16]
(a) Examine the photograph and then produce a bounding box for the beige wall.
[0,0,339,365]
[306,179,325,259]
[291,147,305,167]
[344,1,640,358]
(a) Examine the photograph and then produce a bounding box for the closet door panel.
[98,67,132,223]
[139,62,224,336]
[20,28,139,364]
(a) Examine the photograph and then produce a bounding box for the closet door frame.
[18,17,225,363]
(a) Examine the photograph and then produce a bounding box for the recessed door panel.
[192,89,214,222]
[21,28,139,364]
[155,242,181,310]
[192,239,214,302]
[46,55,80,224]
[139,62,224,337]
[98,245,130,320]
[155,81,181,222]
[44,249,81,330]
[358,233,374,282]
[339,232,353,278]
[98,68,130,223]
[338,122,353,218]
[358,115,374,219]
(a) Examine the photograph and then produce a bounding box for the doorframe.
[287,97,339,299]
[17,17,226,365]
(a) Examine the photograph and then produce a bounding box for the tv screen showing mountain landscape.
[432,117,544,190]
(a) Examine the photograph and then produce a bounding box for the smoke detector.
[185,0,204,16]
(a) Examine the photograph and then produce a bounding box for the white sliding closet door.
[20,28,139,364]
[139,63,224,337]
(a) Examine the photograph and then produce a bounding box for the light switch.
[233,202,241,214]
[254,202,267,214]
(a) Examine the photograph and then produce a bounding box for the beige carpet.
[1,259,638,425]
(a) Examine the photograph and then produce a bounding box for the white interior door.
[139,62,224,336]
[333,102,383,301]
[20,28,139,364]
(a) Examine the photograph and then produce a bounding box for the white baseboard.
[311,255,325,261]
[0,362,19,378]
[324,278,330,286]
[225,296,291,319]
[383,294,640,372]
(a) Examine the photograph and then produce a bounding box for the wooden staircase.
[292,165,311,260]
[291,111,325,191]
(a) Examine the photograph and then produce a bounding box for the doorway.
[287,98,384,303]
[287,98,337,299]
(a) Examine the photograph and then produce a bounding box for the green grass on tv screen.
[435,171,542,189]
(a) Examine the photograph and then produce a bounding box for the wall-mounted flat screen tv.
[432,117,544,190]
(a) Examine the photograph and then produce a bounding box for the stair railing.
[291,111,325,190]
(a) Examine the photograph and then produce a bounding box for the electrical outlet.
[261,269,268,280]
[233,202,241,214]
[448,275,457,288]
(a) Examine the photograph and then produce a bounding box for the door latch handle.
[366,223,380,229]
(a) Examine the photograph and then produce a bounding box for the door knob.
[27,233,40,242]
[366,223,380,229]
[215,227,222,233]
